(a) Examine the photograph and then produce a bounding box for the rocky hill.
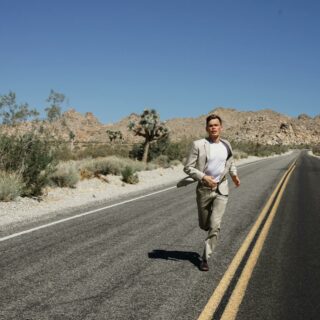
[106,107,320,145]
[1,107,319,146]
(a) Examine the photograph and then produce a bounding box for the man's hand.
[202,175,217,189]
[232,175,240,187]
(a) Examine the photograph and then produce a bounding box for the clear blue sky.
[1,0,319,123]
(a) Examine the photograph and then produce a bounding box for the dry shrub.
[169,159,182,166]
[77,156,145,178]
[0,132,56,196]
[49,162,80,188]
[312,145,320,156]
[233,149,248,160]
[121,166,139,184]
[80,168,94,180]
[0,171,24,201]
[152,155,170,168]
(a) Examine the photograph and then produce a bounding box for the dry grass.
[0,171,24,201]
[76,156,146,179]
[49,161,80,187]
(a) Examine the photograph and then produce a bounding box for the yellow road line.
[197,161,296,320]
[220,164,295,319]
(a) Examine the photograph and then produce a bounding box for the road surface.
[1,150,319,320]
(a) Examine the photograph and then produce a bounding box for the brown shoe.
[199,259,209,271]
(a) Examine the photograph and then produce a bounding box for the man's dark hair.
[206,114,222,126]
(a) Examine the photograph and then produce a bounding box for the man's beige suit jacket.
[182,138,237,196]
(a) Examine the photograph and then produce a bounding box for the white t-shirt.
[205,141,228,182]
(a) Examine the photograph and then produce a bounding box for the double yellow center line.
[198,160,297,320]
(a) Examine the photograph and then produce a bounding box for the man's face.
[206,118,222,140]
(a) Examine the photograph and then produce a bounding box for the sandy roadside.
[0,152,293,228]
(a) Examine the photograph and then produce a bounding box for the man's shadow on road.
[148,250,201,268]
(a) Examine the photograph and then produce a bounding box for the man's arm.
[229,158,240,187]
[227,142,240,187]
[231,175,240,187]
[183,141,206,181]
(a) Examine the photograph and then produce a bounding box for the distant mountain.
[1,107,319,146]
[164,107,320,145]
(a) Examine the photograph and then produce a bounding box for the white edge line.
[0,186,176,243]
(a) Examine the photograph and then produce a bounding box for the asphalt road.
[0,150,317,320]
[237,152,320,320]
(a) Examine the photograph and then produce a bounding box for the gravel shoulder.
[0,152,293,229]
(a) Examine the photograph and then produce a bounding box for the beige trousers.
[196,185,228,261]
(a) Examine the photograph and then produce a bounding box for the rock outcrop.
[161,108,319,145]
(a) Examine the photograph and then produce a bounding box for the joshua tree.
[106,130,123,143]
[0,91,39,125]
[128,109,169,163]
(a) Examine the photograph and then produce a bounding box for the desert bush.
[121,166,139,184]
[76,144,111,159]
[77,156,145,178]
[122,158,145,172]
[152,155,171,168]
[0,133,57,196]
[169,159,182,166]
[312,144,320,156]
[79,168,94,180]
[230,141,289,157]
[148,137,170,160]
[130,137,193,163]
[232,149,248,160]
[145,163,159,171]
[49,162,80,188]
[163,143,182,161]
[0,171,24,201]
[52,142,77,161]
[0,91,39,125]
[164,138,195,162]
[75,144,131,160]
[52,143,132,162]
[129,136,171,162]
[129,143,144,161]
[79,158,122,176]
